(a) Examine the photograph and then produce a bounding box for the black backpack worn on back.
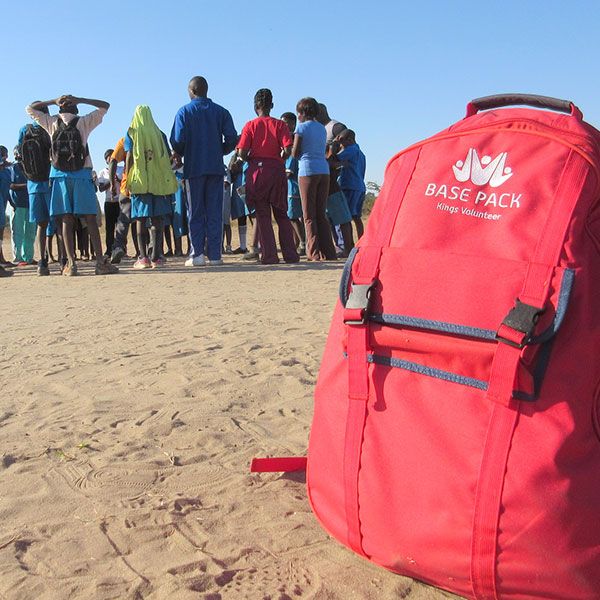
[51,117,88,172]
[20,124,51,182]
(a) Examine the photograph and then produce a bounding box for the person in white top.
[97,148,124,257]
[26,95,118,276]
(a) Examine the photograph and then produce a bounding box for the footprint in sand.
[53,461,230,500]
[209,562,318,599]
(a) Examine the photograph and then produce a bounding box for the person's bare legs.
[46,234,56,262]
[174,235,183,256]
[243,216,260,260]
[36,222,48,264]
[61,214,76,263]
[136,218,149,259]
[0,226,7,264]
[163,224,173,256]
[83,214,104,265]
[250,217,259,249]
[59,214,78,275]
[291,217,305,250]
[79,214,119,274]
[149,217,164,264]
[353,215,364,241]
[340,222,354,257]
[223,223,232,252]
[35,221,50,275]
[131,221,140,256]
[54,217,66,265]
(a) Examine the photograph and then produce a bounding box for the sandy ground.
[0,239,462,600]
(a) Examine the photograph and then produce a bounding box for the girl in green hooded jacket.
[124,105,177,268]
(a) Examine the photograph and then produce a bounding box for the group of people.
[0,76,367,278]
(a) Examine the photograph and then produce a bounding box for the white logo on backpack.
[452,148,513,188]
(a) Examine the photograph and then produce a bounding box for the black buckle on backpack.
[343,281,376,325]
[496,299,545,349]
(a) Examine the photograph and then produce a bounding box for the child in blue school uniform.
[124,105,177,269]
[0,145,14,274]
[170,158,188,256]
[9,147,36,265]
[326,145,354,257]
[231,157,260,259]
[222,165,234,253]
[17,116,60,275]
[228,155,249,254]
[336,129,366,240]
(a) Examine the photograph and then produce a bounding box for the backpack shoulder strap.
[341,147,421,557]
[55,115,79,130]
[53,116,66,134]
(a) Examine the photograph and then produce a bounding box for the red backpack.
[306,95,600,600]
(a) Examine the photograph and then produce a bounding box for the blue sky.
[3,0,599,189]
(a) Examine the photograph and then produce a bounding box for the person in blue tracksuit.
[170,76,237,267]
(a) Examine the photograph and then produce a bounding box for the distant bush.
[363,181,381,216]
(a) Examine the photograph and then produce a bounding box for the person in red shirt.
[236,89,299,265]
